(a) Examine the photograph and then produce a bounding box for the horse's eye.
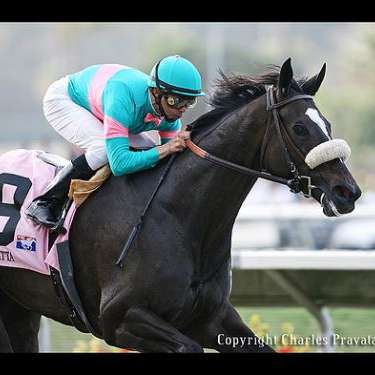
[293,124,309,136]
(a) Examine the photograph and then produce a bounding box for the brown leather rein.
[186,86,318,198]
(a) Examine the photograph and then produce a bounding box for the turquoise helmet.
[148,55,205,97]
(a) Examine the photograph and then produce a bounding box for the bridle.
[186,85,320,199]
[116,84,346,268]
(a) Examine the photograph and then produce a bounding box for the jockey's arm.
[103,83,190,176]
[103,83,161,176]
[156,119,190,160]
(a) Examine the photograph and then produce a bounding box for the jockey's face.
[160,95,188,120]
[151,88,191,121]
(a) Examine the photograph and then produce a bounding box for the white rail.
[231,249,375,270]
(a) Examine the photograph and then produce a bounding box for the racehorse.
[0,58,361,352]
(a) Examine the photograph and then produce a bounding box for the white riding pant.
[43,76,160,170]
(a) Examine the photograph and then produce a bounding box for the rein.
[115,153,178,268]
[186,86,318,199]
[116,86,319,269]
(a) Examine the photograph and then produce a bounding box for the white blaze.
[305,108,330,139]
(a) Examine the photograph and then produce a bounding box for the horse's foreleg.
[102,305,204,353]
[0,316,13,352]
[187,303,275,353]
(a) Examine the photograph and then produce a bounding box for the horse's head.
[262,58,361,216]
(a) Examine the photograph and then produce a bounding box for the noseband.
[186,86,319,198]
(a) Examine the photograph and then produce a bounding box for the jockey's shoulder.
[106,70,150,100]
[109,66,150,87]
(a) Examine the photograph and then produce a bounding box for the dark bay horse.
[0,58,361,352]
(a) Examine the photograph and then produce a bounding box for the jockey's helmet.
[148,55,205,97]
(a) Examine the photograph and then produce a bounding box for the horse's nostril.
[333,185,354,201]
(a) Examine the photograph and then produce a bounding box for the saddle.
[0,149,109,335]
[68,165,111,208]
[34,152,110,335]
[40,152,111,335]
[0,146,154,337]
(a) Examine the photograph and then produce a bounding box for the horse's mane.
[190,65,308,132]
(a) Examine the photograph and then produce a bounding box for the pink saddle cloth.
[0,149,78,275]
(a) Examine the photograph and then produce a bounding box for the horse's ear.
[278,58,293,97]
[301,63,326,96]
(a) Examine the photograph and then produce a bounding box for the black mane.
[190,65,308,132]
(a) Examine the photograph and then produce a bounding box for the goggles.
[165,94,197,109]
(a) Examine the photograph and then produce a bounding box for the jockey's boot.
[25,154,95,228]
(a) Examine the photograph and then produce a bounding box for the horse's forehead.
[305,108,330,139]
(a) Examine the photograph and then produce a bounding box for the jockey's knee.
[85,148,108,171]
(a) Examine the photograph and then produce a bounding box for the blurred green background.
[41,307,375,353]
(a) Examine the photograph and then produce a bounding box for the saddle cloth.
[0,149,107,275]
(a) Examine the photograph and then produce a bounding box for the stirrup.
[50,199,72,235]
[25,200,58,228]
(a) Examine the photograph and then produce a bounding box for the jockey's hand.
[168,131,191,153]
[157,131,191,160]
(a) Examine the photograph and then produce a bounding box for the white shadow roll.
[305,139,351,169]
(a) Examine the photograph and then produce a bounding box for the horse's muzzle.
[320,183,362,217]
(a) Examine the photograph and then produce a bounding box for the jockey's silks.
[67,64,181,175]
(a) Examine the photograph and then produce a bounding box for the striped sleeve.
[103,82,160,176]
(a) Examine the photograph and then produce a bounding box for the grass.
[237,307,375,352]
[39,307,375,353]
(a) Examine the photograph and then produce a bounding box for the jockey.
[25,55,205,228]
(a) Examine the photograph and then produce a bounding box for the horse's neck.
[204,111,265,162]
[167,99,268,259]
